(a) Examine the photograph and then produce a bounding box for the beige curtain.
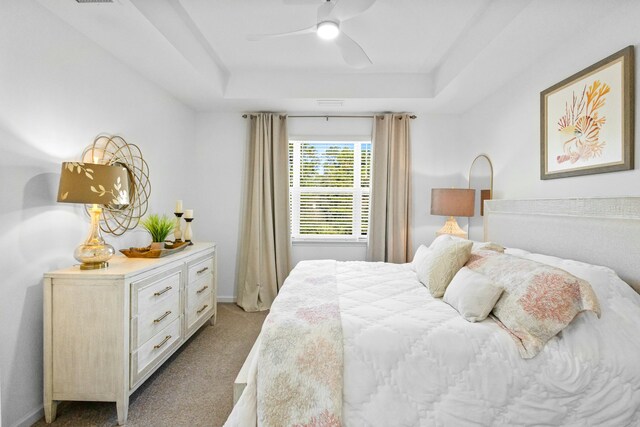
[366,113,412,263]
[236,113,292,312]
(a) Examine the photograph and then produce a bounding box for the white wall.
[411,114,467,246]
[458,2,640,238]
[193,112,462,301]
[191,113,247,302]
[0,2,196,426]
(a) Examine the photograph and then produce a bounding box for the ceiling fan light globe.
[317,21,339,40]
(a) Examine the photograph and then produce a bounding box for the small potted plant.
[140,214,176,250]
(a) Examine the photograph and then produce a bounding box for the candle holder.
[173,212,184,242]
[184,217,194,245]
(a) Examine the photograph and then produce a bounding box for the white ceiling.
[37,0,629,113]
[181,0,486,73]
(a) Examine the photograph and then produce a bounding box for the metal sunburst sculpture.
[81,134,151,236]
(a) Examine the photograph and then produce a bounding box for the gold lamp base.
[79,261,110,270]
[74,205,115,270]
[436,216,468,239]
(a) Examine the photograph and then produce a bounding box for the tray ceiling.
[37,0,625,112]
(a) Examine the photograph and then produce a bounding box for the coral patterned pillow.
[466,250,601,358]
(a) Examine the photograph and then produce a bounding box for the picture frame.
[540,46,635,180]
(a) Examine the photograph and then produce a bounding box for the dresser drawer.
[131,293,180,349]
[186,288,213,334]
[187,274,213,308]
[132,269,181,316]
[130,316,182,388]
[188,256,214,284]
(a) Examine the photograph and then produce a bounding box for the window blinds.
[289,140,371,240]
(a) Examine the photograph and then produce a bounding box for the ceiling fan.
[248,0,377,68]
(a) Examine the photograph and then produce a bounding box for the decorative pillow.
[517,251,640,306]
[467,250,601,358]
[444,267,504,322]
[416,239,473,297]
[428,234,454,249]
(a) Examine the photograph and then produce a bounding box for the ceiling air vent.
[317,99,344,107]
[75,0,114,3]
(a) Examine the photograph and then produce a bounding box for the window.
[289,138,371,241]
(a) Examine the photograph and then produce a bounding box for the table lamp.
[430,188,475,239]
[57,162,131,270]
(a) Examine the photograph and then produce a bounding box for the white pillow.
[416,238,473,297]
[430,234,504,253]
[411,245,432,271]
[504,247,531,258]
[444,267,504,322]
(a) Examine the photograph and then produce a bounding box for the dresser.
[43,242,216,425]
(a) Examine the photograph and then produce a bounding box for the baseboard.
[217,295,236,303]
[12,405,43,427]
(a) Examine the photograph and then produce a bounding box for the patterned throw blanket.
[226,260,344,427]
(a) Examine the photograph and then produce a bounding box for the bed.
[226,197,640,427]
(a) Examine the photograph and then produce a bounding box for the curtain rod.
[241,114,417,120]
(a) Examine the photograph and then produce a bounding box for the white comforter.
[337,259,640,426]
[229,255,640,426]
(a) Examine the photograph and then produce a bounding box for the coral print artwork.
[556,80,610,165]
[540,46,634,179]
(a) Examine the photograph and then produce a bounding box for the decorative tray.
[120,241,190,258]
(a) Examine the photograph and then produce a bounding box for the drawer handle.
[154,335,171,350]
[153,311,172,323]
[153,286,172,297]
[196,285,209,294]
[197,304,209,315]
[197,267,209,274]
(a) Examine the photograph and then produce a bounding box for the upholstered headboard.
[484,197,640,293]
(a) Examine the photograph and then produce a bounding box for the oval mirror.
[468,154,493,241]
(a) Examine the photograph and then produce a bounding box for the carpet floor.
[32,303,268,427]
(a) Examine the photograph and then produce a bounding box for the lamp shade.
[58,162,131,206]
[430,188,475,217]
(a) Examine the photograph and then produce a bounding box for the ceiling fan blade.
[248,25,316,41]
[335,31,372,68]
[330,0,377,21]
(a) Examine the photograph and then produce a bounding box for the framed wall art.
[540,45,635,179]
